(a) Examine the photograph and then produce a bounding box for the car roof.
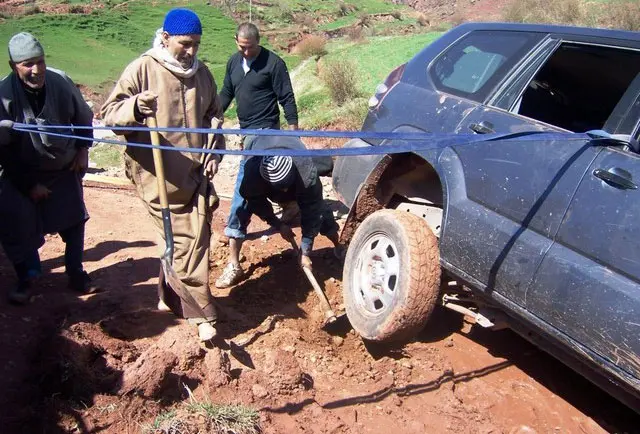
[450,22,640,42]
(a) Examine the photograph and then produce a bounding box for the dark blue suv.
[332,23,640,412]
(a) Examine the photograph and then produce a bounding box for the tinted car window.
[430,31,541,102]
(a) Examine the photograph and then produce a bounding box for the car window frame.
[490,38,640,135]
[427,30,544,103]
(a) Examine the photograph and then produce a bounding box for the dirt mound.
[0,0,106,17]
[391,0,509,22]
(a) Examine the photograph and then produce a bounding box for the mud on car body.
[332,23,640,411]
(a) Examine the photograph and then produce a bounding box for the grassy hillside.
[0,0,443,136]
[0,1,238,90]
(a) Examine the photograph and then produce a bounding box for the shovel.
[148,116,207,315]
[288,239,338,325]
[148,117,255,361]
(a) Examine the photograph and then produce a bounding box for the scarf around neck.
[146,28,200,79]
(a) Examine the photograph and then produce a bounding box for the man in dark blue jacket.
[216,22,300,288]
[230,136,342,275]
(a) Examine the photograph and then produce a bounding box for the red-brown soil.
[0,185,638,433]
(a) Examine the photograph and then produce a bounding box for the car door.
[460,36,640,136]
[526,91,640,380]
[439,133,598,307]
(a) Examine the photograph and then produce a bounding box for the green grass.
[0,1,238,86]
[324,32,441,94]
[187,401,260,434]
[89,143,123,170]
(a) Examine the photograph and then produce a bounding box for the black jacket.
[218,48,298,129]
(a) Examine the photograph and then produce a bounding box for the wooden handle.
[147,116,169,209]
[302,266,336,321]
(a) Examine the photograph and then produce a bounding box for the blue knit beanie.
[163,8,202,36]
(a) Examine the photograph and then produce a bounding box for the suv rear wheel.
[343,209,440,342]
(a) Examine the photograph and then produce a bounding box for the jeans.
[223,158,252,240]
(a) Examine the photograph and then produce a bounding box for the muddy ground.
[0,174,638,433]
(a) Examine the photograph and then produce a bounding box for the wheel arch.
[340,152,447,244]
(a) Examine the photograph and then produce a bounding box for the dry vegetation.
[293,34,328,58]
[503,0,640,31]
[319,59,360,106]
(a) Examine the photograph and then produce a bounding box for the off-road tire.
[343,209,440,342]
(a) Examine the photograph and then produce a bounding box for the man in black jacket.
[216,22,300,288]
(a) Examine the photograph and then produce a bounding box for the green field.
[0,0,442,154]
[0,1,238,88]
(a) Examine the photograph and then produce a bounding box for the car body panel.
[332,22,640,410]
[528,147,640,380]
[439,138,599,306]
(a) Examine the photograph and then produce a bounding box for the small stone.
[444,339,454,348]
[401,360,413,369]
[252,384,269,399]
[260,235,269,242]
[332,336,344,347]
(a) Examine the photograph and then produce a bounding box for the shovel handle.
[289,239,337,323]
[148,116,169,210]
[147,116,174,261]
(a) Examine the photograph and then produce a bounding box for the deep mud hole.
[0,186,638,434]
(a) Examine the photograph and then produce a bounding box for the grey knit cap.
[8,32,44,63]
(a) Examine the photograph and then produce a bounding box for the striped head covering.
[260,155,295,189]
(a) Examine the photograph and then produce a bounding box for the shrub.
[295,35,327,58]
[69,5,85,14]
[346,25,365,42]
[337,1,356,17]
[23,4,41,16]
[275,0,294,22]
[357,12,371,27]
[416,13,430,27]
[319,59,360,106]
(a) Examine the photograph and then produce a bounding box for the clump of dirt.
[261,348,307,394]
[120,346,178,398]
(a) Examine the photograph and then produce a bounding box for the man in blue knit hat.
[102,8,225,342]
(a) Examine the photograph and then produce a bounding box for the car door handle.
[469,121,495,134]
[593,168,637,190]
